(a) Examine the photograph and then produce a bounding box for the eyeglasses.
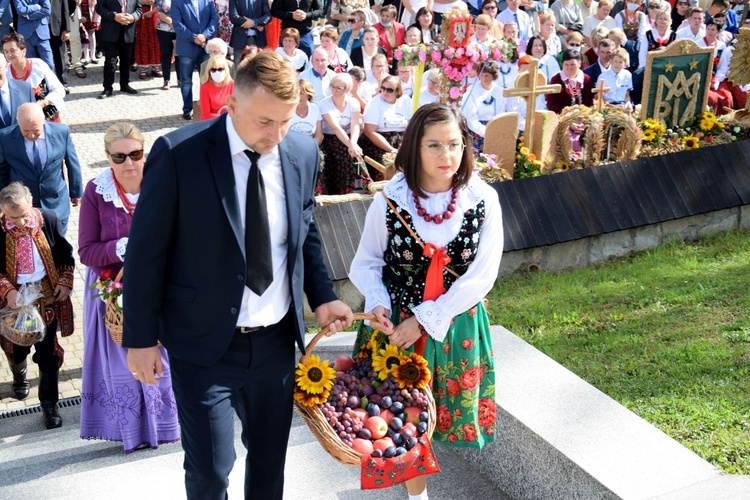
[348,18,360,23]
[330,85,346,91]
[108,149,144,164]
[427,79,439,85]
[380,85,396,93]
[421,141,465,157]
[210,67,225,73]
[676,1,688,4]
[648,4,660,8]
[567,43,581,47]
[483,5,497,10]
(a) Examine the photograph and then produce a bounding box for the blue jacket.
[172,0,218,58]
[0,79,35,129]
[14,0,51,40]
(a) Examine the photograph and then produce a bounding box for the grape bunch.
[321,403,363,447]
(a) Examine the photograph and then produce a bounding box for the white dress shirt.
[226,116,291,328]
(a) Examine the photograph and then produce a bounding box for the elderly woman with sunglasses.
[199,55,234,120]
[361,75,413,180]
[480,0,505,39]
[78,123,180,452]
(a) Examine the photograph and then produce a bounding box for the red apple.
[351,438,374,457]
[372,437,395,454]
[401,422,417,438]
[353,408,369,423]
[333,356,354,371]
[364,416,388,439]
[380,409,395,425]
[403,406,422,425]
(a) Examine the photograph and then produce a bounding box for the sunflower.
[295,355,335,395]
[392,352,431,389]
[293,385,328,408]
[558,162,570,171]
[367,330,386,355]
[702,110,717,121]
[699,118,715,131]
[683,135,700,150]
[372,344,402,380]
[519,146,530,156]
[642,129,656,142]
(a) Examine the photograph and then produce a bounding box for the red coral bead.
[417,208,426,216]
[443,211,452,220]
[433,214,443,224]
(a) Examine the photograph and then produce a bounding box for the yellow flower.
[295,354,335,395]
[293,385,328,407]
[642,129,656,142]
[559,162,570,171]
[367,330,385,355]
[519,146,530,156]
[699,118,714,131]
[683,135,700,150]
[392,352,432,389]
[372,344,402,380]
[533,160,542,167]
[702,110,716,121]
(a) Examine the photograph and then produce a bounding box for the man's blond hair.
[234,51,298,103]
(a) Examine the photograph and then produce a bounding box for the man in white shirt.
[676,7,707,41]
[497,0,533,41]
[298,47,334,103]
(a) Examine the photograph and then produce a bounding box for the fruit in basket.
[417,421,428,434]
[334,356,354,371]
[381,395,393,409]
[366,403,380,417]
[373,437,395,454]
[395,447,407,456]
[401,422,417,438]
[352,408,368,423]
[371,449,383,458]
[383,446,397,458]
[404,406,422,424]
[390,417,403,431]
[357,428,372,440]
[364,416,388,439]
[419,411,429,422]
[390,401,404,413]
[380,408,395,425]
[351,438,374,457]
[347,395,361,408]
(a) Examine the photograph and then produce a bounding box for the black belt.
[236,326,263,334]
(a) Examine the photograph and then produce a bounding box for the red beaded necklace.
[111,168,137,216]
[412,177,458,224]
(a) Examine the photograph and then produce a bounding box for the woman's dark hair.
[527,35,548,56]
[395,103,474,198]
[561,47,582,63]
[479,60,499,79]
[414,7,434,29]
[1,32,26,50]
[705,18,721,30]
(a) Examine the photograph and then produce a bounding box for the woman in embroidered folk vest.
[350,103,504,499]
[77,123,180,452]
[0,182,75,429]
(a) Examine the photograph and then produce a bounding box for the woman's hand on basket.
[5,289,18,309]
[388,316,422,350]
[53,285,70,302]
[127,346,163,385]
[315,300,354,336]
[369,305,393,335]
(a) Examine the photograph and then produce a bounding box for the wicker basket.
[105,268,124,345]
[0,314,45,347]
[294,312,438,466]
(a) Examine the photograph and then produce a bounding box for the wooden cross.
[503,57,561,153]
[591,79,612,112]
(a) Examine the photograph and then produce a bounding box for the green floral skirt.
[354,302,497,449]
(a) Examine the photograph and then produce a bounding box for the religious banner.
[641,39,715,127]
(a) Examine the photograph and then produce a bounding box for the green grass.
[486,230,750,475]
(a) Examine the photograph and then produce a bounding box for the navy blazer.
[228,0,270,51]
[171,0,218,59]
[0,121,83,224]
[122,115,337,366]
[96,0,142,43]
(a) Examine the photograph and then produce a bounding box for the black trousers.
[169,310,296,500]
[50,34,68,85]
[155,29,179,83]
[102,32,133,90]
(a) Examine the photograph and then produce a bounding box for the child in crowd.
[597,47,633,106]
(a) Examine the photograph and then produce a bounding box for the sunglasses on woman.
[210,67,225,73]
[348,18,360,23]
[108,149,144,164]
[380,85,396,93]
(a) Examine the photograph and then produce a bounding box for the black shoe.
[10,360,29,400]
[182,111,193,120]
[42,406,62,429]
[120,86,139,95]
[64,86,70,95]
[98,89,113,99]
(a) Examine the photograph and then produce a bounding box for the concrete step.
[649,475,750,500]
[0,401,510,500]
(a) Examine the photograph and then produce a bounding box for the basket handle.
[300,312,376,364]
[115,267,124,282]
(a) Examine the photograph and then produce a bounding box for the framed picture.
[448,17,473,48]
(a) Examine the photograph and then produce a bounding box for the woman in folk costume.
[0,182,75,429]
[350,103,504,499]
[78,123,180,452]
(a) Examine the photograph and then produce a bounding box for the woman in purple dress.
[78,123,180,452]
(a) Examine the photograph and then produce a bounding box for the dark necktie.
[244,150,273,296]
[32,140,42,172]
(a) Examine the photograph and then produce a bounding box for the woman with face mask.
[199,55,235,121]
[615,0,649,41]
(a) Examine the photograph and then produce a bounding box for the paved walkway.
[0,62,190,411]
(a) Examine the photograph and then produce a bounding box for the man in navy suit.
[172,0,217,120]
[0,103,83,236]
[124,52,353,500]
[228,0,270,54]
[13,0,55,70]
[0,55,36,130]
[583,38,615,84]
[96,0,141,98]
